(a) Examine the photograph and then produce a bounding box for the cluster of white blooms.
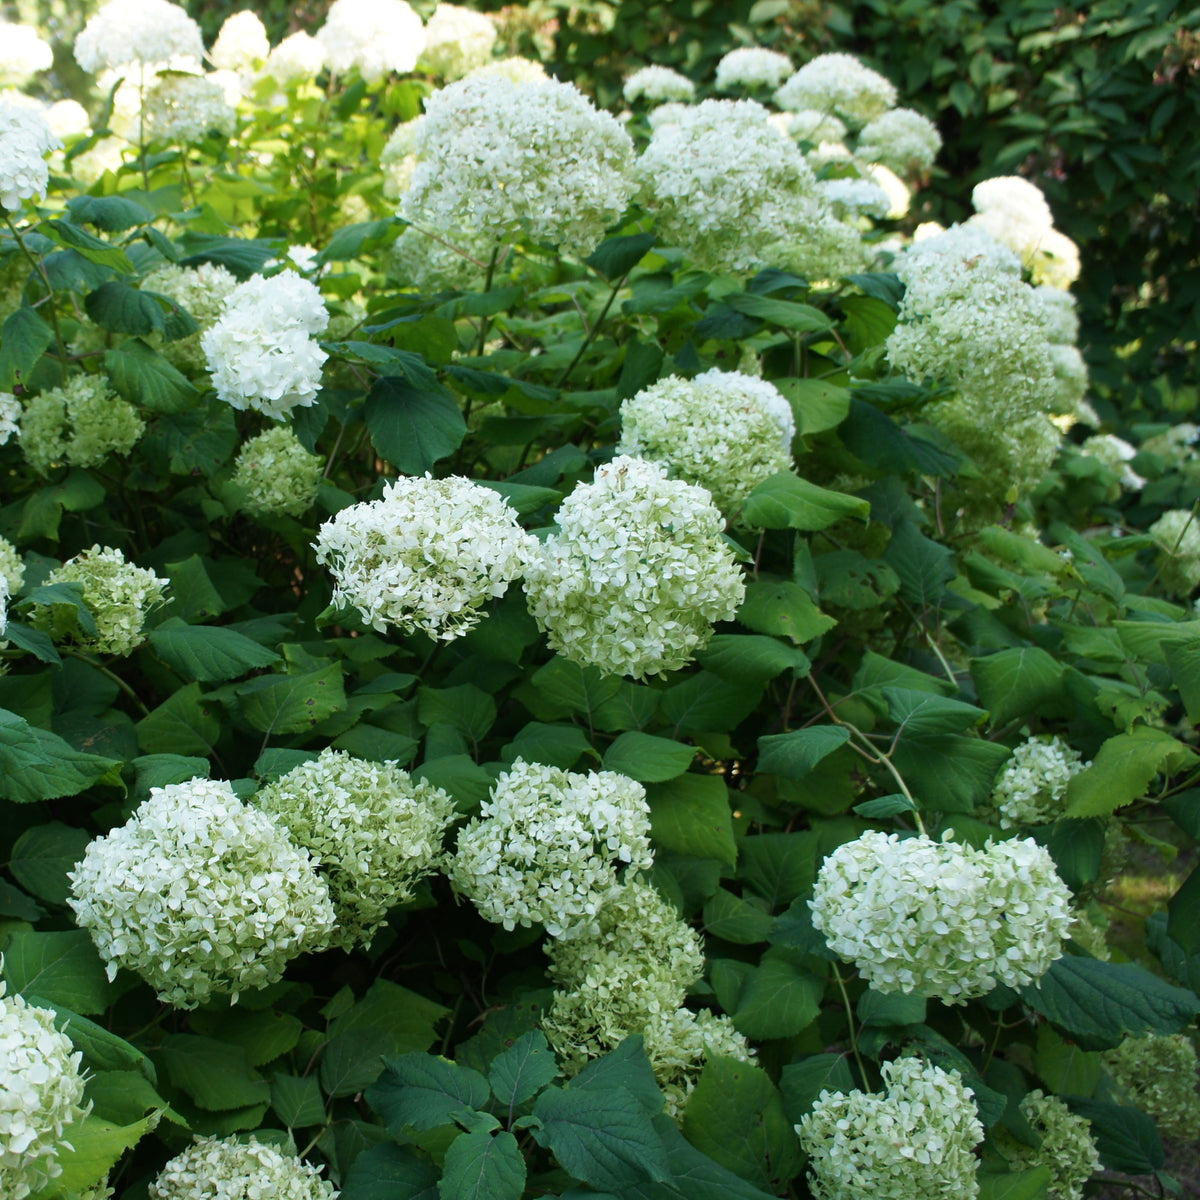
[0,24,52,87]
[74,0,204,74]
[256,748,457,950]
[775,52,897,127]
[0,535,24,596]
[819,178,892,220]
[149,1136,337,1200]
[645,1007,756,1117]
[451,759,653,937]
[380,117,423,199]
[1003,1091,1101,1200]
[202,271,329,418]
[1141,422,1199,469]
[1034,284,1081,345]
[856,107,941,176]
[623,65,696,104]
[798,1057,984,1200]
[230,427,324,519]
[0,982,90,1200]
[992,735,1087,828]
[465,55,548,85]
[69,778,336,1008]
[317,0,425,83]
[210,11,270,72]
[544,879,705,1070]
[616,369,795,517]
[1149,509,1200,596]
[968,176,1081,289]
[0,102,60,210]
[143,261,239,371]
[523,455,745,679]
[144,73,236,143]
[810,830,1074,1001]
[0,392,21,445]
[403,75,635,259]
[420,4,497,80]
[1080,433,1146,493]
[19,374,144,474]
[1104,1034,1200,1142]
[314,474,532,640]
[36,545,168,656]
[788,108,848,143]
[264,31,326,85]
[715,46,793,91]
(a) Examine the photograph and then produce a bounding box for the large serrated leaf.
[1065,729,1196,817]
[971,647,1065,726]
[601,732,694,782]
[235,664,346,735]
[438,1130,526,1200]
[756,725,850,780]
[488,1030,558,1109]
[364,376,465,474]
[148,618,281,683]
[647,774,737,865]
[3,930,112,1014]
[0,709,119,803]
[0,305,53,388]
[366,1054,491,1133]
[740,472,869,531]
[106,337,199,412]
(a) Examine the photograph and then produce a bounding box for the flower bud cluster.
[0,535,24,595]
[1003,1090,1101,1200]
[143,261,239,372]
[0,392,19,446]
[992,735,1087,828]
[1103,1034,1200,1142]
[149,1135,336,1200]
[144,73,236,144]
[231,426,324,519]
[644,1007,756,1117]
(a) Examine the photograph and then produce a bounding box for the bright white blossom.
[0,393,21,446]
[317,0,425,83]
[403,75,634,258]
[968,175,1080,288]
[715,46,793,92]
[992,735,1088,828]
[210,11,270,72]
[856,107,941,176]
[143,261,239,371]
[617,369,795,517]
[797,1057,984,1200]
[644,1007,756,1117]
[264,32,326,85]
[144,73,236,143]
[255,748,457,950]
[1103,1034,1200,1142]
[1081,433,1146,492]
[775,52,897,128]
[1149,509,1200,596]
[0,24,52,87]
[464,55,548,85]
[149,1135,337,1200]
[788,108,848,143]
[623,65,695,105]
[0,103,60,210]
[68,778,336,1008]
[381,117,423,199]
[1034,285,1081,345]
[522,455,746,679]
[819,178,892,220]
[19,374,144,474]
[230,426,324,519]
[1004,1091,1101,1200]
[36,545,167,657]
[74,0,204,75]
[420,4,497,80]
[451,759,653,938]
[810,830,1074,1001]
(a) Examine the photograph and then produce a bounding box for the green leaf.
[418,684,496,744]
[151,403,238,473]
[85,280,172,334]
[884,687,986,738]
[737,582,837,644]
[270,1074,327,1128]
[1065,729,1196,817]
[236,664,346,735]
[603,732,695,782]
[148,618,281,683]
[971,648,1066,727]
[189,1007,303,1067]
[779,1055,855,1123]
[9,821,92,905]
[0,709,119,803]
[502,721,591,770]
[696,635,810,685]
[0,306,53,389]
[159,1034,270,1111]
[165,555,229,623]
[882,520,955,606]
[740,473,869,531]
[729,950,824,1040]
[1064,1098,1164,1174]
[853,793,917,818]
[1167,864,1200,954]
[1020,956,1200,1050]
[841,400,958,477]
[367,1054,491,1132]
[738,832,819,908]
[489,1030,558,1109]
[978,526,1066,576]
[893,733,1010,813]
[46,1112,155,1194]
[2,621,60,664]
[39,219,132,271]
[723,292,832,331]
[29,1002,155,1078]
[857,989,925,1028]
[570,1036,664,1117]
[318,218,396,264]
[585,232,657,280]
[647,774,737,866]
[342,1142,440,1200]
[977,1168,1052,1200]
[83,1069,181,1126]
[3,930,112,1014]
[179,232,278,278]
[532,1086,671,1190]
[131,753,211,799]
[105,337,199,412]
[658,672,762,735]
[813,551,899,610]
[702,889,774,944]
[777,377,850,436]
[364,376,466,474]
[526,657,622,722]
[68,194,151,231]
[757,726,850,781]
[438,1130,525,1200]
[136,682,221,756]
[1034,1025,1101,1097]
[1163,639,1200,723]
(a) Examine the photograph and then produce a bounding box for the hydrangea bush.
[0,5,1196,1199]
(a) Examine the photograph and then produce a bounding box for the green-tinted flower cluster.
[1003,1090,1100,1200]
[19,374,144,474]
[149,1135,336,1200]
[992,734,1087,828]
[1104,1033,1200,1142]
[231,426,325,519]
[1149,509,1200,597]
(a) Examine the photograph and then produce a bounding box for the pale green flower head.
[149,1135,336,1200]
[1149,509,1200,597]
[143,261,238,372]
[856,107,942,176]
[0,535,24,596]
[1003,1090,1101,1200]
[1104,1034,1200,1142]
[19,374,144,474]
[774,52,897,129]
[231,426,324,520]
[992,734,1087,828]
[623,65,696,105]
[644,1007,755,1118]
[419,3,497,81]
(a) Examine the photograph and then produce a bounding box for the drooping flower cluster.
[992,735,1088,828]
[0,981,90,1200]
[715,46,793,92]
[19,374,144,474]
[810,830,1074,1001]
[1149,509,1200,596]
[68,778,336,1008]
[35,545,168,656]
[255,748,457,951]
[0,102,60,210]
[420,4,497,80]
[317,0,425,82]
[522,455,746,679]
[1002,1091,1101,1200]
[201,271,329,418]
[968,175,1080,290]
[451,759,653,937]
[856,107,942,176]
[1104,1034,1200,1142]
[210,11,270,73]
[149,1135,337,1200]
[0,24,52,87]
[143,261,239,371]
[403,74,635,260]
[230,426,324,519]
[144,73,237,143]
[623,65,696,105]
[73,0,204,75]
[644,1007,756,1118]
[616,369,795,517]
[775,52,897,128]
[314,474,532,640]
[797,1057,984,1200]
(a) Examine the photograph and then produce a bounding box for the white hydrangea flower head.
[388,226,488,291]
[202,271,329,418]
[45,100,90,141]
[1033,285,1080,345]
[420,4,497,80]
[967,175,1080,289]
[0,392,20,445]
[616,369,795,518]
[865,162,911,219]
[68,778,336,1008]
[0,102,60,210]
[775,52,897,128]
[210,11,270,72]
[74,0,204,75]
[19,374,144,474]
[1149,509,1200,596]
[992,735,1088,828]
[403,75,635,259]
[317,0,425,83]
[1141,422,1199,469]
[314,474,533,640]
[787,108,848,143]
[644,1007,756,1118]
[264,31,326,85]
[143,261,239,371]
[1081,433,1145,493]
[381,117,423,200]
[819,178,892,221]
[149,1135,337,1200]
[797,1057,984,1200]
[0,535,24,596]
[144,72,236,143]
[1031,226,1081,290]
[1003,1091,1101,1200]
[230,426,324,520]
[715,46,793,92]
[623,65,695,105]
[522,455,746,679]
[810,830,1074,1001]
[646,101,689,131]
[1103,1034,1200,1142]
[450,759,653,938]
[0,980,90,1200]
[973,175,1053,224]
[856,107,941,176]
[464,55,548,85]
[0,24,52,87]
[255,748,457,950]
